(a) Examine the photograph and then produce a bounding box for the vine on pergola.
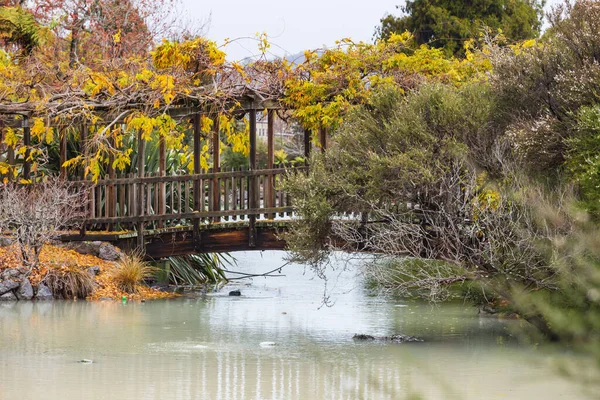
[0,5,493,183]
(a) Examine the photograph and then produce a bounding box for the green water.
[0,251,590,399]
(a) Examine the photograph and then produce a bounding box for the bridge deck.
[61,220,290,260]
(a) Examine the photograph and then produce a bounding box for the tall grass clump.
[44,263,96,299]
[112,252,156,293]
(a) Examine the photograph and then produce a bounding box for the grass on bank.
[0,244,175,301]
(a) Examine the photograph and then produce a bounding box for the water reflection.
[0,251,587,400]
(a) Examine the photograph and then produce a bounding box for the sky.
[181,0,564,61]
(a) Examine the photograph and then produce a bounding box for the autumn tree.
[22,0,180,66]
[375,0,544,56]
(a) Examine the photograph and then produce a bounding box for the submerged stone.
[353,334,376,341]
[353,333,423,343]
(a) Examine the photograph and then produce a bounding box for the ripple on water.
[146,342,210,353]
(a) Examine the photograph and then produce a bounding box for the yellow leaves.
[113,29,122,44]
[126,113,179,150]
[30,117,54,144]
[256,32,270,54]
[511,39,538,55]
[112,149,132,170]
[62,155,82,171]
[128,115,155,140]
[135,68,153,83]
[2,127,18,147]
[0,162,10,175]
[152,38,225,74]
[84,72,116,97]
[153,74,175,104]
[200,115,213,133]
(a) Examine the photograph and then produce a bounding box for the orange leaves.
[0,244,176,301]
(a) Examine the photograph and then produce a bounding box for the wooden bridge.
[1,95,332,259]
[62,166,300,259]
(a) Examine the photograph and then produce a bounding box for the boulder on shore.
[0,291,17,301]
[63,241,103,256]
[16,278,34,300]
[35,284,54,300]
[0,268,23,281]
[0,237,12,247]
[0,279,20,296]
[98,243,121,261]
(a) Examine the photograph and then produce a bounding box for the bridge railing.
[79,166,302,231]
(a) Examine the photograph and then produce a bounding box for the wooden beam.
[75,167,303,185]
[80,124,88,180]
[77,206,294,224]
[0,121,4,159]
[192,113,201,249]
[136,129,146,251]
[248,110,257,247]
[212,114,220,222]
[158,135,166,228]
[59,128,68,179]
[267,110,275,217]
[304,128,311,164]
[107,130,116,231]
[319,126,327,152]
[22,117,30,180]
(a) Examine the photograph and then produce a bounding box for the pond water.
[0,251,590,400]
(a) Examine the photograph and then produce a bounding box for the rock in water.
[78,359,93,364]
[353,334,376,341]
[98,243,121,261]
[229,290,241,296]
[353,333,423,343]
[35,284,54,300]
[0,291,17,301]
[259,342,277,348]
[389,334,423,343]
[16,278,34,300]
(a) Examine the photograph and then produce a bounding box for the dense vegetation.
[0,0,598,366]
[283,0,600,364]
[375,0,544,56]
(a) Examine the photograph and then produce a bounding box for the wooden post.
[107,131,116,231]
[22,117,30,180]
[80,124,91,233]
[59,128,68,179]
[80,124,88,180]
[0,121,4,160]
[192,113,201,250]
[248,110,257,247]
[212,114,220,222]
[304,127,311,165]
[136,129,146,251]
[158,135,166,228]
[267,109,275,218]
[0,121,4,180]
[319,126,327,152]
